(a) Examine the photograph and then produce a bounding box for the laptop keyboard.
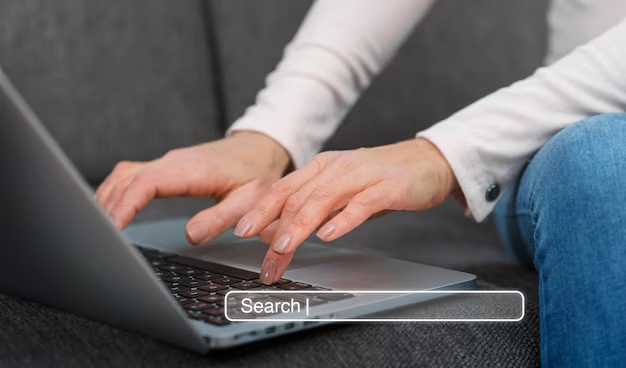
[136,246,353,327]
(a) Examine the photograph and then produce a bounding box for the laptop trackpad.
[125,218,469,290]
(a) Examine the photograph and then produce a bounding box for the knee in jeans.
[525,113,626,265]
[527,113,626,203]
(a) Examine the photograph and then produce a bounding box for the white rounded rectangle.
[224,290,525,322]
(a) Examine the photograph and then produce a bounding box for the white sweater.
[228,0,626,222]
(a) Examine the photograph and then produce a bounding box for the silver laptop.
[0,68,476,353]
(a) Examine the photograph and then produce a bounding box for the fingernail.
[317,224,336,241]
[186,222,209,245]
[233,217,253,237]
[260,259,278,285]
[272,234,291,254]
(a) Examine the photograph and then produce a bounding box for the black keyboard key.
[168,256,259,280]
[212,277,242,285]
[278,282,311,290]
[169,285,190,293]
[176,297,195,305]
[179,289,209,298]
[198,284,227,292]
[184,302,212,311]
[162,274,191,283]
[194,272,223,281]
[231,281,261,290]
[158,264,187,272]
[178,279,210,288]
[154,271,172,278]
[175,269,205,276]
[198,294,224,304]
[149,260,168,267]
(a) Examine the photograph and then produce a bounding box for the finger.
[258,220,279,244]
[96,161,145,205]
[316,185,393,242]
[269,174,367,256]
[108,171,187,228]
[264,166,337,233]
[234,153,331,238]
[259,248,295,285]
[258,208,342,284]
[108,175,157,228]
[103,175,137,214]
[258,208,340,245]
[184,184,262,246]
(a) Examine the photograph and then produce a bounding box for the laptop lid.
[0,68,207,352]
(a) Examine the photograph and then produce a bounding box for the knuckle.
[250,201,272,220]
[131,173,150,186]
[309,185,335,202]
[162,148,182,159]
[113,161,133,173]
[290,214,311,230]
[335,152,357,167]
[210,213,228,232]
[268,179,294,197]
[352,193,375,209]
[283,195,305,215]
[339,209,356,225]
[311,152,332,169]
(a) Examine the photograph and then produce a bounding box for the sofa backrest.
[211,0,548,151]
[0,0,548,184]
[0,0,222,184]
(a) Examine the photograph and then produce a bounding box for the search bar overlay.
[224,290,524,322]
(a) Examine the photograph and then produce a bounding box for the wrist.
[405,137,460,196]
[229,130,292,175]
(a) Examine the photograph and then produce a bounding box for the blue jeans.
[494,113,626,367]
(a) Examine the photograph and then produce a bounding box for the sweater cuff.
[416,124,507,222]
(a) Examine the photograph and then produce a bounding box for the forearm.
[228,0,435,168]
[419,21,626,222]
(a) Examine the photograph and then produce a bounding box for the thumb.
[185,185,261,246]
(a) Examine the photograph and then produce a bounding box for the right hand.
[95,131,291,245]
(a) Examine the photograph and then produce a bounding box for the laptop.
[0,68,476,353]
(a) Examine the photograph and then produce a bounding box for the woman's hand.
[95,132,290,245]
[234,137,459,284]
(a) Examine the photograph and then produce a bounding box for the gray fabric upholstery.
[0,0,222,183]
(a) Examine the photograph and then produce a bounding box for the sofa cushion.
[0,0,223,184]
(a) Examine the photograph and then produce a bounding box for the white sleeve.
[418,20,626,222]
[227,0,434,169]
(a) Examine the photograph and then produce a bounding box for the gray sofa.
[0,0,544,366]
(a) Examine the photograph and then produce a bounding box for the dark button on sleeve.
[485,184,501,202]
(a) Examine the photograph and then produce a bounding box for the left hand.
[234,137,459,284]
